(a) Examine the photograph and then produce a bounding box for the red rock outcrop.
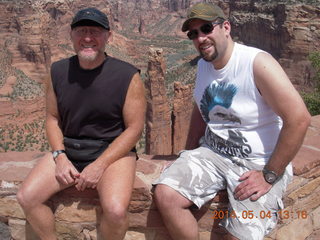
[145,55,194,155]
[145,48,172,155]
[172,82,193,154]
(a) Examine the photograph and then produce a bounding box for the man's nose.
[83,33,94,41]
[197,32,208,42]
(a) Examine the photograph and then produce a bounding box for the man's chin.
[201,52,218,62]
[78,52,98,62]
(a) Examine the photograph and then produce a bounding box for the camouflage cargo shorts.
[153,145,292,240]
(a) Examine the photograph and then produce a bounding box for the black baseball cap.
[71,7,110,30]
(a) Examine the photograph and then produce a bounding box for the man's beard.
[201,46,218,62]
[78,50,99,62]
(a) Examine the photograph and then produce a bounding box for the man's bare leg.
[17,153,72,240]
[97,153,136,240]
[154,184,199,240]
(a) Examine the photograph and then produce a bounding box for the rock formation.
[172,82,193,154]
[145,48,172,155]
[145,53,194,155]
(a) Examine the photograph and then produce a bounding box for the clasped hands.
[55,156,104,191]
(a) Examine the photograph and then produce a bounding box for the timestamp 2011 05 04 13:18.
[211,209,308,220]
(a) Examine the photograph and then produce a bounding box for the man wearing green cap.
[153,2,310,240]
[17,7,146,240]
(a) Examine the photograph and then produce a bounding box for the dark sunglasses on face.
[187,21,223,40]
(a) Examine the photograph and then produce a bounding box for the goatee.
[201,50,218,62]
[78,51,99,62]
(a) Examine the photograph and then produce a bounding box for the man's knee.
[17,186,35,210]
[154,184,183,209]
[100,200,128,224]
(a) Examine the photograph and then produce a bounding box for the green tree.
[302,52,320,116]
[308,51,320,91]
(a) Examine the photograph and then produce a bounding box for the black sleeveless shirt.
[51,55,139,140]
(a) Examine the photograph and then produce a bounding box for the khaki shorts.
[153,146,292,240]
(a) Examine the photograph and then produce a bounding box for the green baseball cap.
[182,3,226,32]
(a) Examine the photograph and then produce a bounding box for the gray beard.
[78,51,99,62]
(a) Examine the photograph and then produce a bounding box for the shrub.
[301,52,320,116]
[301,91,320,116]
[308,51,320,90]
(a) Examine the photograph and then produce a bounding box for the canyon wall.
[228,0,320,88]
[0,0,319,86]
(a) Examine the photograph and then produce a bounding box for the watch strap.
[52,150,66,161]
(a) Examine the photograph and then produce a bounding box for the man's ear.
[223,21,231,37]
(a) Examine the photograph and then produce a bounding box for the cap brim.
[181,16,217,32]
[71,17,108,29]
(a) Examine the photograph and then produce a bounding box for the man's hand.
[234,170,272,201]
[55,155,80,185]
[75,161,105,191]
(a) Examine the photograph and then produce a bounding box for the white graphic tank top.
[194,43,282,164]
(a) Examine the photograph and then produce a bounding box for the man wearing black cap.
[153,2,310,240]
[17,7,146,240]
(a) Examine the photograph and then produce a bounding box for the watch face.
[52,150,65,160]
[265,173,277,184]
[52,151,58,159]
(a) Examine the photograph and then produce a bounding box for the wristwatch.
[52,150,66,161]
[262,167,278,185]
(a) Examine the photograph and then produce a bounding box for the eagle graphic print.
[200,81,252,158]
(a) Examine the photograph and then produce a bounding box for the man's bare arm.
[234,52,311,201]
[45,75,80,184]
[185,105,207,150]
[254,52,311,175]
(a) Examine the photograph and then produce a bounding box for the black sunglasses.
[187,21,223,40]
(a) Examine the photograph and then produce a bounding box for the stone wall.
[0,115,319,240]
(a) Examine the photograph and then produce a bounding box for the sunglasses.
[73,27,106,38]
[187,21,223,40]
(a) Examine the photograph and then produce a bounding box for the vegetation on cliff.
[0,121,49,152]
[302,52,320,116]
